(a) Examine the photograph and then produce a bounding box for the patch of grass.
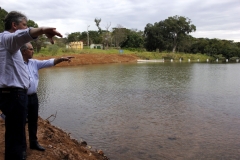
[35,47,211,62]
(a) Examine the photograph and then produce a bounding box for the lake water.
[38,62,240,160]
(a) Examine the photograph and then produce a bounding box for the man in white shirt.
[20,42,73,152]
[0,11,62,160]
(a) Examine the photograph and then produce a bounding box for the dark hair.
[4,11,27,30]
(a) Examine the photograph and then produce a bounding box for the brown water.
[38,62,240,160]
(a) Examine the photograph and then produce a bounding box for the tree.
[103,22,111,49]
[0,8,8,32]
[88,30,102,44]
[79,31,87,45]
[144,22,167,52]
[164,15,196,52]
[67,32,81,43]
[27,19,46,53]
[27,19,38,28]
[176,35,194,53]
[53,37,67,48]
[94,18,102,34]
[121,29,144,49]
[144,15,196,52]
[112,24,128,48]
[94,18,114,49]
[190,38,209,54]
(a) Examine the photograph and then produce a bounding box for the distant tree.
[144,15,196,52]
[27,19,47,53]
[190,38,209,54]
[236,42,240,48]
[103,22,111,49]
[94,18,102,34]
[67,32,81,42]
[79,31,87,45]
[144,22,167,52]
[112,24,128,48]
[177,35,194,53]
[27,19,38,28]
[189,38,240,59]
[0,8,8,32]
[53,37,67,48]
[78,31,102,46]
[164,15,196,52]
[121,29,144,49]
[94,18,110,49]
[88,30,102,44]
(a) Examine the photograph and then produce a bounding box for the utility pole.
[87,25,90,49]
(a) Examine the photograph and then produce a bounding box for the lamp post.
[87,25,90,49]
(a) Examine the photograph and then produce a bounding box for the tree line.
[1,7,239,59]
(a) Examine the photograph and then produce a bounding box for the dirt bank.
[36,53,139,67]
[0,54,139,160]
[0,117,108,160]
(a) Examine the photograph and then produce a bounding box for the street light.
[87,25,90,49]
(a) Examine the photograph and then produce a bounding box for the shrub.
[48,45,59,56]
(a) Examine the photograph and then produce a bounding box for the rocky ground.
[0,53,139,160]
[0,117,109,160]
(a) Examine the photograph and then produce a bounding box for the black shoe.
[30,142,45,151]
[22,151,27,160]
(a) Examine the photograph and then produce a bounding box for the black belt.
[0,87,27,93]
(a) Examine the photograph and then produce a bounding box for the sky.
[1,0,240,42]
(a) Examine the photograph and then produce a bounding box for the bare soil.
[0,117,109,160]
[0,54,139,160]
[37,53,139,67]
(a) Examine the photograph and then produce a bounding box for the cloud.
[1,0,240,41]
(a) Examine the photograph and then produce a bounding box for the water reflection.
[38,63,240,160]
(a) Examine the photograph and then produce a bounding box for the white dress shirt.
[25,59,54,95]
[0,28,36,89]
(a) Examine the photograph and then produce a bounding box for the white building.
[90,44,103,49]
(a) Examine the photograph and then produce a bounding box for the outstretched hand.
[54,57,75,65]
[61,56,75,63]
[42,27,63,44]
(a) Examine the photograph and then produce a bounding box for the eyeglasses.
[27,48,34,51]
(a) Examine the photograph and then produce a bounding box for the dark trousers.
[27,93,39,143]
[0,89,28,160]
